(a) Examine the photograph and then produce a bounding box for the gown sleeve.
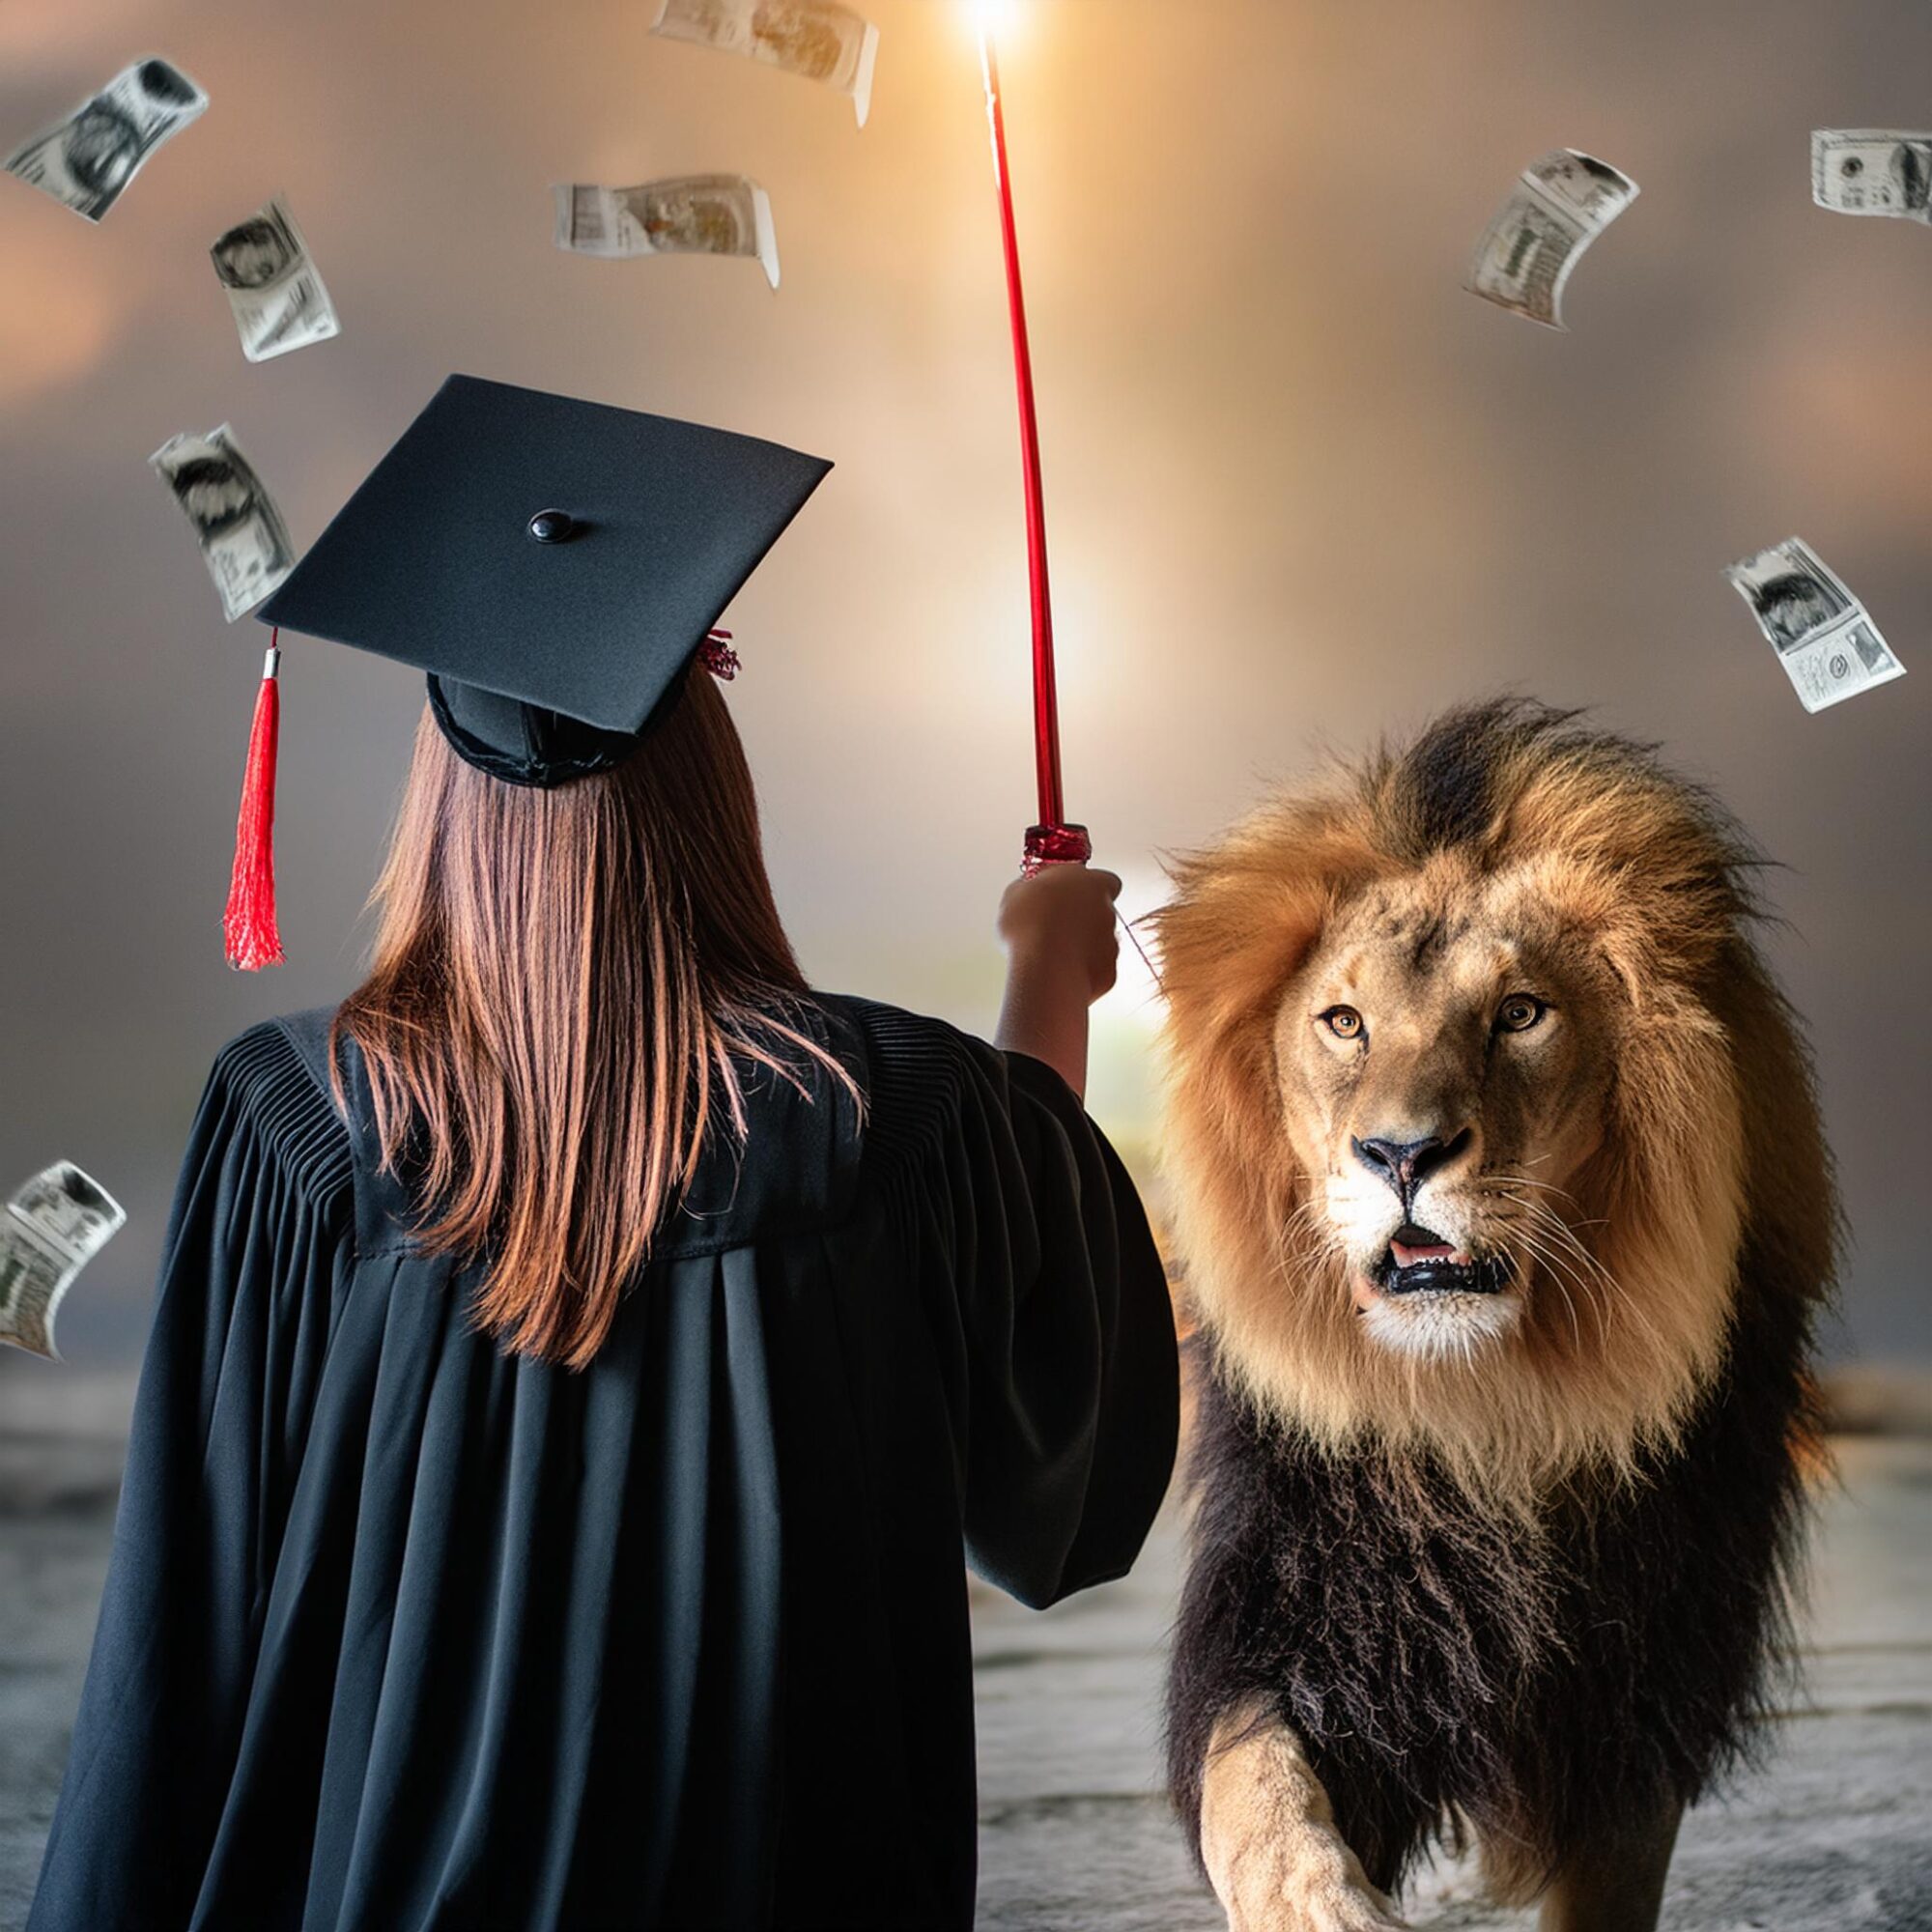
[859,1006,1179,1611]
[28,1020,354,1932]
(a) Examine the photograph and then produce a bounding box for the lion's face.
[1276,865,1616,1361]
[1152,704,1833,1492]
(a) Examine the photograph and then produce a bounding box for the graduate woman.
[28,378,1179,1931]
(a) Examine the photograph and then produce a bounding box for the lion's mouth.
[1377,1223,1511,1296]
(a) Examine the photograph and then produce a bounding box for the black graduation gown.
[28,994,1177,1932]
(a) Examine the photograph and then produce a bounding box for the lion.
[1153,701,1835,1932]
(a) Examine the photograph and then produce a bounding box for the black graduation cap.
[263,372,833,781]
[217,375,833,969]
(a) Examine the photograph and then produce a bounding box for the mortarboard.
[218,374,833,969]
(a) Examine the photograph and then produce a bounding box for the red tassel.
[222,635,285,971]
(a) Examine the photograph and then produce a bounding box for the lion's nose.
[1350,1129,1472,1205]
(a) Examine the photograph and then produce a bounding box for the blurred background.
[4,3,1931,1923]
[1,0,1929,1370]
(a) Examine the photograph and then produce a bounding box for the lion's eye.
[1496,994,1546,1034]
[1321,1006,1365,1040]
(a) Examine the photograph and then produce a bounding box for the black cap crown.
[258,374,832,785]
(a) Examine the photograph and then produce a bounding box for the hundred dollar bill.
[1811,130,1932,222]
[0,1162,127,1361]
[650,0,878,128]
[4,56,208,223]
[1466,149,1638,329]
[149,425,297,621]
[211,196,340,362]
[553,176,781,290]
[1724,537,1907,714]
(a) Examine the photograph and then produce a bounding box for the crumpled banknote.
[1811,130,1932,222]
[211,196,341,362]
[0,1162,126,1360]
[150,425,298,621]
[1466,149,1638,329]
[1725,537,1907,714]
[649,0,878,128]
[553,176,781,290]
[5,56,207,222]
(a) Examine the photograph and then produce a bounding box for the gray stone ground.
[3,1371,1928,1930]
[971,1435,1932,1931]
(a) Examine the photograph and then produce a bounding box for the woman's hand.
[997,864,1122,1003]
[993,864,1122,1099]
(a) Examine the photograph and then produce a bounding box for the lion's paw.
[1224,1883,1410,1932]
[1305,1890,1409,1932]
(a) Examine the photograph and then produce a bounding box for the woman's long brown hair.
[333,669,855,1369]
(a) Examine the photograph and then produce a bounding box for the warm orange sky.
[2,0,1928,1358]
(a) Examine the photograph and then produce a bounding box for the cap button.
[527,508,577,544]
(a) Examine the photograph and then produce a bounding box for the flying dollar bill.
[1811,130,1932,222]
[1466,149,1639,329]
[150,425,298,621]
[211,196,340,362]
[649,0,878,128]
[4,56,208,223]
[0,1162,127,1361]
[1724,537,1907,714]
[553,176,781,289]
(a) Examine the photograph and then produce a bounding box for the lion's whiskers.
[1478,1176,1617,1350]
[1498,1212,1591,1350]
[1272,1198,1343,1288]
[1490,1173,1593,1215]
[1505,1225,1591,1352]
[1494,1188,1669,1360]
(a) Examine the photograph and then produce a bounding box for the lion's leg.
[1198,1699,1408,1932]
[1532,1795,1682,1932]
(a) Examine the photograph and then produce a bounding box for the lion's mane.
[1156,701,1836,1895]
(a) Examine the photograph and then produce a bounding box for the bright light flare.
[968,0,1025,43]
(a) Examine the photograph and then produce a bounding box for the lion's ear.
[1155,873,1327,1041]
[1505,849,1743,1012]
[1154,797,1386,1042]
[1501,767,1755,994]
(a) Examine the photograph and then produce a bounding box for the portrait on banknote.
[1888,141,1932,211]
[1752,570,1849,652]
[213,213,299,291]
[170,449,269,545]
